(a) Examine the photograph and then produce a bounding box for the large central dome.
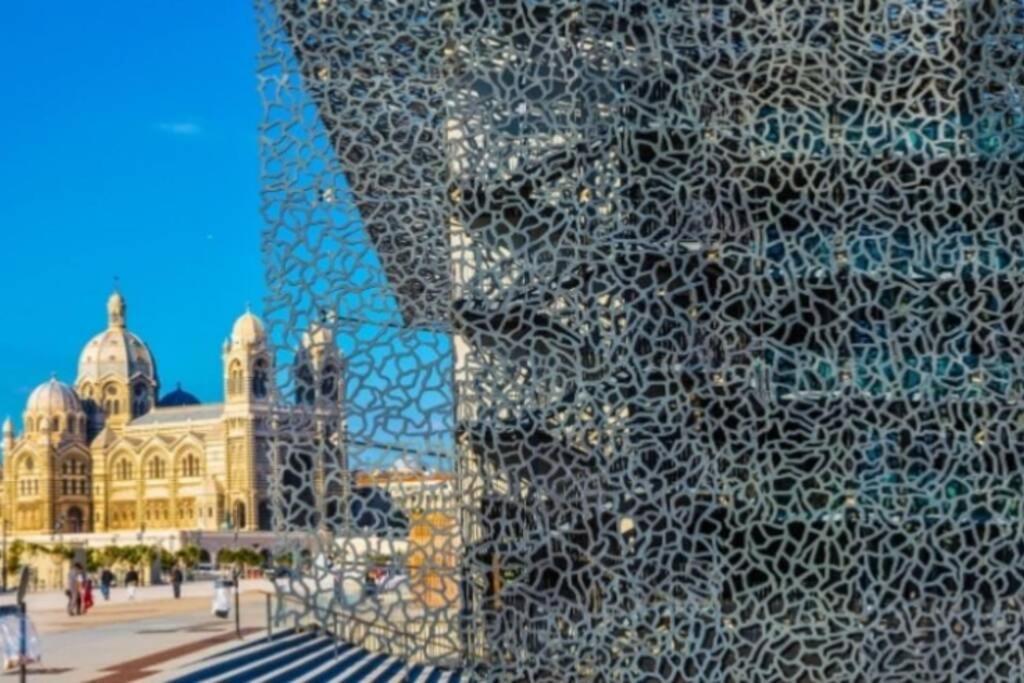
[76,291,157,384]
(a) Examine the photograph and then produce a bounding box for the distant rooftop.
[129,403,223,427]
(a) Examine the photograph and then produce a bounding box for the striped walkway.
[167,629,463,682]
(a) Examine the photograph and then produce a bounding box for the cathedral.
[0,291,339,537]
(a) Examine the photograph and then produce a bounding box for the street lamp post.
[2,519,9,592]
[232,527,241,639]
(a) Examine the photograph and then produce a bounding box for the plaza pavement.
[0,579,277,681]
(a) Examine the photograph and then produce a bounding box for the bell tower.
[223,309,272,405]
[222,308,274,532]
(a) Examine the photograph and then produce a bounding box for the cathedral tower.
[294,311,345,409]
[221,310,274,531]
[223,309,272,405]
[7,378,89,533]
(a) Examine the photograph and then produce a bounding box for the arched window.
[233,501,247,529]
[229,360,244,397]
[321,364,339,403]
[180,453,201,478]
[296,363,315,405]
[22,457,33,473]
[115,459,133,481]
[132,382,149,417]
[51,417,60,432]
[252,358,269,398]
[148,457,166,479]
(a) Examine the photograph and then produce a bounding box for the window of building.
[296,364,315,405]
[115,459,133,481]
[229,360,244,396]
[181,453,201,477]
[148,457,166,479]
[132,381,149,417]
[253,358,269,398]
[321,364,339,403]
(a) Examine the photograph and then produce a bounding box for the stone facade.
[0,292,290,536]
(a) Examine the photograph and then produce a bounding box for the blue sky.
[0,2,454,462]
[0,2,263,426]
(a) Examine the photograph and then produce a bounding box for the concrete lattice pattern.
[258,1,1024,680]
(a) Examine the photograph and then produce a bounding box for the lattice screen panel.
[258,1,1024,680]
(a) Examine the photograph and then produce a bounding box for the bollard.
[266,593,273,641]
[17,566,29,683]
[234,571,242,639]
[18,603,26,683]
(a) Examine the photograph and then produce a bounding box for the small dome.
[26,378,82,415]
[231,310,266,346]
[158,384,200,407]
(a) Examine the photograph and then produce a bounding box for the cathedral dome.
[158,384,201,407]
[26,378,81,415]
[231,310,266,347]
[77,292,157,384]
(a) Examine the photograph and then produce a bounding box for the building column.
[170,471,179,529]
[136,469,145,533]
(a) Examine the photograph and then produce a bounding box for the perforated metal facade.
[259,1,1024,680]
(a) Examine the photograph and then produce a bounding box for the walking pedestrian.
[125,567,139,600]
[66,562,85,616]
[171,565,183,599]
[100,567,114,601]
[82,576,94,613]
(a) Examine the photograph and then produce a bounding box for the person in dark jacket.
[99,567,114,601]
[124,567,139,600]
[171,566,184,599]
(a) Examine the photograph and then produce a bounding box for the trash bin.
[0,606,40,671]
[211,579,233,619]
